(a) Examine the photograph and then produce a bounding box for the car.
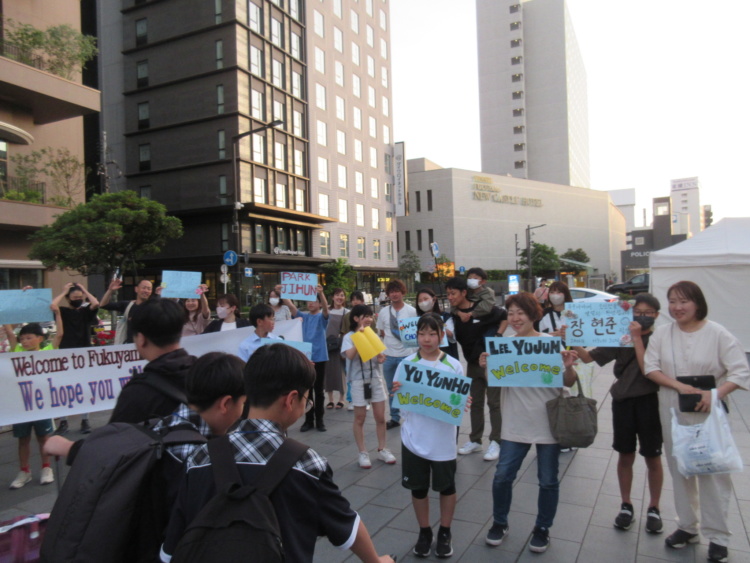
[607,274,650,295]
[569,288,620,303]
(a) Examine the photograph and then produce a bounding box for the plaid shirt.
[153,403,212,463]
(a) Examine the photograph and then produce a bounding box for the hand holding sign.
[351,327,386,362]
[0,289,54,324]
[279,272,319,301]
[391,362,470,426]
[484,337,565,388]
[563,301,633,347]
[160,271,203,299]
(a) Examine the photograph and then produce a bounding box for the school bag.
[171,435,308,563]
[40,419,206,563]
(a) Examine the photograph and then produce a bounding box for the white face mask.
[467,278,480,290]
[418,300,434,312]
[216,306,230,319]
[549,293,565,305]
[269,298,280,306]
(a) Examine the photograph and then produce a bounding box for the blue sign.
[279,272,318,302]
[160,271,202,299]
[223,250,238,266]
[458,266,466,274]
[508,274,520,295]
[261,338,312,360]
[430,242,440,258]
[399,316,448,348]
[392,361,470,426]
[563,302,633,347]
[0,289,54,324]
[244,267,253,277]
[485,337,564,388]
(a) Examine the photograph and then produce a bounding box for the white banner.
[0,320,304,426]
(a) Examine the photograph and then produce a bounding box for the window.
[271,59,284,87]
[221,223,230,252]
[382,97,390,116]
[250,45,263,76]
[140,185,151,199]
[510,4,520,13]
[512,73,523,82]
[313,10,324,37]
[294,149,303,175]
[334,61,344,86]
[217,85,225,114]
[511,56,522,65]
[386,211,393,232]
[352,42,360,65]
[353,107,362,129]
[380,38,388,59]
[314,47,325,73]
[249,2,262,32]
[217,130,226,159]
[366,25,374,47]
[350,9,359,33]
[368,86,376,107]
[339,234,349,257]
[356,204,364,226]
[291,71,302,97]
[511,38,522,48]
[366,0,374,16]
[254,224,267,252]
[511,21,521,31]
[514,125,525,134]
[357,237,366,258]
[137,102,149,129]
[383,125,390,144]
[320,231,331,255]
[316,120,327,146]
[318,194,329,216]
[339,199,348,222]
[385,182,392,203]
[273,99,284,122]
[335,96,345,120]
[368,116,377,138]
[336,130,346,154]
[513,108,524,117]
[136,60,148,87]
[276,226,288,250]
[139,144,151,171]
[415,191,421,212]
[386,240,393,261]
[337,164,347,188]
[417,230,422,251]
[634,236,645,246]
[316,83,326,109]
[334,27,343,52]
[427,190,433,211]
[274,141,285,169]
[215,0,222,24]
[381,66,388,88]
[290,32,301,59]
[514,143,525,151]
[512,90,523,100]
[275,183,287,208]
[354,139,363,161]
[254,177,266,203]
[218,176,227,204]
[251,90,264,119]
[428,229,434,245]
[405,231,411,251]
[289,0,299,20]
[379,9,387,30]
[370,178,378,198]
[373,239,381,260]
[252,133,266,163]
[355,171,363,192]
[135,18,147,46]
[292,110,303,136]
[352,74,361,97]
[216,40,224,69]
[371,208,379,229]
[369,147,377,168]
[514,160,526,169]
[317,156,328,182]
[271,18,283,47]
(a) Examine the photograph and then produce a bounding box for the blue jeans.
[492,440,560,529]
[382,355,403,422]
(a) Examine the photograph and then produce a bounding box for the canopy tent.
[649,217,750,352]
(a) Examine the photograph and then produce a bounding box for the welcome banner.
[391,361,470,426]
[485,336,565,388]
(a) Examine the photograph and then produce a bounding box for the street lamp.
[231,119,283,300]
[525,223,546,288]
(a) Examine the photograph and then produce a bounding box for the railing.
[0,176,47,204]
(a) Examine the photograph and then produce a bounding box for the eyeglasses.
[633,309,658,317]
[303,394,313,413]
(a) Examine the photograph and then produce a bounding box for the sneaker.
[483,440,501,461]
[646,506,663,534]
[385,420,400,430]
[40,467,54,485]
[316,422,327,432]
[378,448,397,464]
[436,529,453,558]
[9,471,32,490]
[80,419,92,434]
[665,529,699,549]
[358,452,372,469]
[614,502,634,530]
[528,526,550,553]
[458,441,482,455]
[347,403,355,411]
[485,522,509,546]
[299,421,314,432]
[54,420,69,435]
[708,542,729,563]
[413,528,433,558]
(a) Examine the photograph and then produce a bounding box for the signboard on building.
[393,142,408,217]
[670,177,699,191]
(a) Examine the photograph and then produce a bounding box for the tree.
[29,191,183,277]
[398,250,422,293]
[560,248,590,264]
[321,258,355,294]
[518,243,560,275]
[9,147,87,207]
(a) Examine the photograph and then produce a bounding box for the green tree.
[29,191,183,276]
[321,257,355,294]
[9,148,86,207]
[398,250,422,293]
[518,243,560,275]
[560,248,590,264]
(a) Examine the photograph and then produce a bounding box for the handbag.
[546,378,598,448]
[671,389,743,477]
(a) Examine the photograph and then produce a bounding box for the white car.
[570,288,619,303]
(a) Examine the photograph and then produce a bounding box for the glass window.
[314,47,325,73]
[417,230,422,251]
[514,143,525,152]
[335,96,345,120]
[369,116,377,138]
[366,0,374,16]
[216,40,224,69]
[339,199,348,222]
[252,133,266,163]
[356,204,365,227]
[271,18,283,47]
[135,18,148,46]
[250,45,263,76]
[313,10,324,37]
[276,226,288,250]
[350,9,359,33]
[384,153,392,173]
[355,171,364,193]
[371,208,379,229]
[428,228,434,244]
[333,0,342,18]
[335,61,344,86]
[373,239,381,260]
[137,102,149,129]
[317,156,328,182]
[354,139,363,161]
[215,0,222,24]
[415,191,421,212]
[513,108,524,117]
[292,110,303,136]
[352,74,361,97]
[385,182,392,202]
[386,240,393,261]
[273,99,284,122]
[512,73,523,82]
[511,56,522,65]
[254,177,266,203]
[274,141,285,169]
[294,149,303,175]
[140,185,151,199]
[275,183,287,208]
[385,211,393,232]
[337,164,347,188]
[221,223,230,252]
[249,2,262,32]
[136,60,148,87]
[139,144,151,171]
[514,125,524,134]
[254,224,267,253]
[271,59,284,88]
[367,56,375,77]
[369,147,377,168]
[288,0,299,20]
[383,125,390,144]
[427,189,433,211]
[318,193,329,216]
[336,130,346,154]
[380,38,388,59]
[370,177,378,198]
[382,96,390,116]
[291,70,302,97]
[366,25,374,47]
[511,38,522,48]
[317,120,327,146]
[316,83,326,109]
[357,236,366,258]
[353,107,362,129]
[514,160,526,169]
[320,231,331,255]
[251,90,264,119]
[216,85,225,114]
[339,234,349,257]
[291,32,301,59]
[512,90,523,100]
[351,42,360,65]
[334,27,343,52]
[368,86,376,108]
[379,9,387,30]
[405,231,411,251]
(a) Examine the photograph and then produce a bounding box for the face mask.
[216,306,230,319]
[269,298,280,306]
[467,278,480,290]
[634,315,656,331]
[68,299,84,308]
[549,293,565,305]
[418,300,433,312]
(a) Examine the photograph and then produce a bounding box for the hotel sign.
[470,176,542,207]
[394,142,408,217]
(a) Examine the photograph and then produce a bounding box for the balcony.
[0,177,66,232]
[0,176,48,204]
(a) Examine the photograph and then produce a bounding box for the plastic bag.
[671,389,743,477]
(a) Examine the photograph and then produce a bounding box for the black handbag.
[546,378,598,448]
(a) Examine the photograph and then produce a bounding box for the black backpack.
[40,419,206,563]
[171,435,308,563]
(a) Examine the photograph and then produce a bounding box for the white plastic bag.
[671,389,743,477]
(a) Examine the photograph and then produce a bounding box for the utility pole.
[525,224,546,290]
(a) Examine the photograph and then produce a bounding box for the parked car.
[607,273,650,295]
[570,288,619,303]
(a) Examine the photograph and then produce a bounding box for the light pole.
[231,119,283,300]
[525,223,546,289]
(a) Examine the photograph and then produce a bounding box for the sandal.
[335,402,345,409]
[326,402,334,409]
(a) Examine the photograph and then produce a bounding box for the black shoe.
[80,419,92,434]
[385,420,400,430]
[413,528,433,558]
[645,506,663,534]
[528,526,550,553]
[316,423,327,432]
[665,529,699,549]
[436,529,453,558]
[54,420,69,435]
[485,522,509,546]
[708,542,728,563]
[614,502,634,530]
[300,421,314,432]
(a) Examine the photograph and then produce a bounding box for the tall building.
[1,0,100,292]
[96,0,397,298]
[670,176,702,236]
[476,0,590,188]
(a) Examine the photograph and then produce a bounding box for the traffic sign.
[220,264,228,274]
[223,250,238,266]
[459,266,466,274]
[220,273,230,284]
[244,267,253,277]
[430,242,439,258]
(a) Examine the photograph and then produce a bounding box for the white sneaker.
[458,441,482,455]
[347,403,355,411]
[9,471,32,489]
[366,404,371,411]
[40,466,54,485]
[378,448,397,464]
[358,452,372,469]
[483,441,501,461]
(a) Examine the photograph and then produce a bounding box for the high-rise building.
[96,0,397,297]
[476,0,590,188]
[670,176,702,236]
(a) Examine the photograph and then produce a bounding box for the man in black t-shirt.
[100,278,157,344]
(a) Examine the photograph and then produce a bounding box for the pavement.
[2,359,750,562]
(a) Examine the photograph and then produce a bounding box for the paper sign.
[0,289,54,324]
[485,337,565,387]
[279,272,318,301]
[391,361,469,426]
[351,326,387,362]
[260,338,312,360]
[398,316,420,347]
[160,271,203,299]
[563,301,633,347]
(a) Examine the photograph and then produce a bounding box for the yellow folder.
[351,327,387,362]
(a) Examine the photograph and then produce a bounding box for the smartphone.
[364,382,372,400]
[113,268,121,281]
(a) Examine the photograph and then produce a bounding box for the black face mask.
[69,299,84,308]
[634,315,655,331]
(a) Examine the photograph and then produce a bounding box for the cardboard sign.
[279,272,318,301]
[160,271,203,299]
[563,302,633,347]
[485,336,564,387]
[392,361,469,426]
[351,327,387,362]
[260,338,312,360]
[0,289,54,324]
[398,316,420,347]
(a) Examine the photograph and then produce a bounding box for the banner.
[563,301,633,347]
[485,337,564,387]
[391,361,469,426]
[260,337,311,360]
[0,289,54,324]
[0,320,303,426]
[399,316,449,348]
[160,271,202,299]
[279,272,318,301]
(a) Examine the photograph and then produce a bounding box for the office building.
[670,176,702,236]
[476,0,590,188]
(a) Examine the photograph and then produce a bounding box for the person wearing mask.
[203,294,251,333]
[269,286,294,322]
[325,288,348,409]
[415,288,458,360]
[538,281,573,339]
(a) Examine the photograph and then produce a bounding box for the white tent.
[650,217,750,352]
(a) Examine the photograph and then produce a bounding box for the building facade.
[670,176,702,236]
[476,0,590,188]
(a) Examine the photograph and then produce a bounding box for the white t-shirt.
[220,321,237,332]
[375,303,417,357]
[398,351,464,461]
[341,332,384,383]
[538,309,564,334]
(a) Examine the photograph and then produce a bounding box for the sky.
[390,0,750,226]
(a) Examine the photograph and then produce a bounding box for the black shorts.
[401,444,456,493]
[611,393,662,458]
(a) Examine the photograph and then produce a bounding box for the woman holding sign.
[538,281,573,339]
[480,292,578,555]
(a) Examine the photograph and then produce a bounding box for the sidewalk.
[1,361,749,562]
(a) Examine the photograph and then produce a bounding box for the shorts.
[611,393,662,458]
[401,444,457,493]
[350,377,387,407]
[13,419,55,439]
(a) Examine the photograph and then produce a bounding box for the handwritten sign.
[160,271,202,299]
[392,361,470,426]
[563,302,633,347]
[260,338,312,360]
[280,272,318,301]
[0,289,53,324]
[398,316,420,347]
[351,327,387,362]
[485,337,564,387]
